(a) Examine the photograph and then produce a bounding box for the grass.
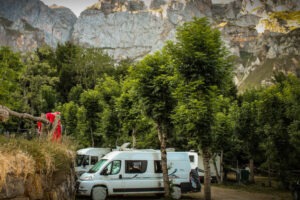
[0,135,77,190]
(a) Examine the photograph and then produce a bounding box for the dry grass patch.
[0,136,76,190]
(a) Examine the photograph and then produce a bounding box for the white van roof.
[77,148,111,156]
[103,151,189,161]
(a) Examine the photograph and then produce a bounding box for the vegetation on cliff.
[0,136,76,190]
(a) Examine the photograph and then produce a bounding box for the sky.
[41,0,99,17]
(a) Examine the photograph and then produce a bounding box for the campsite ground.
[77,185,292,200]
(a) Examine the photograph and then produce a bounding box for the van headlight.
[81,175,94,181]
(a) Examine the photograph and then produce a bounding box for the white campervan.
[76,150,199,200]
[75,148,111,178]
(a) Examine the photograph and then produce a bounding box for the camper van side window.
[125,160,147,173]
[102,160,121,175]
[154,161,162,173]
[91,156,98,165]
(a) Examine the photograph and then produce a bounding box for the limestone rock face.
[72,0,211,60]
[0,0,77,49]
[0,0,300,89]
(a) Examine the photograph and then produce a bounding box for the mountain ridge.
[0,0,300,90]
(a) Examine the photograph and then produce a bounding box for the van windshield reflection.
[88,159,108,173]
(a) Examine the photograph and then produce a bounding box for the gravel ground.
[77,186,292,200]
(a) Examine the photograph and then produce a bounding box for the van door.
[100,160,122,194]
[121,160,163,193]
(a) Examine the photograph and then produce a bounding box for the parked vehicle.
[75,148,111,178]
[188,151,221,182]
[76,150,200,200]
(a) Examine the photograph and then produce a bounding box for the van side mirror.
[101,168,108,176]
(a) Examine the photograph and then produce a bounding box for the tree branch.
[0,105,49,124]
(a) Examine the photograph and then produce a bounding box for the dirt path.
[77,186,291,200]
[182,186,291,200]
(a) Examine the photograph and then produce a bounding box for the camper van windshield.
[88,159,108,173]
[76,155,89,167]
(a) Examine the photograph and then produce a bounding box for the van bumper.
[75,181,92,196]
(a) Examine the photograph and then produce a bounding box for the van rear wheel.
[92,186,107,200]
[171,186,181,199]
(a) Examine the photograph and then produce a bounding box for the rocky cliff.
[0,0,300,90]
[0,0,77,50]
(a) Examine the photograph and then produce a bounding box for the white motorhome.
[188,151,220,182]
[75,148,111,178]
[76,150,199,200]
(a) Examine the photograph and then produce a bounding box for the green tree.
[117,76,153,148]
[95,75,121,147]
[74,48,114,90]
[0,47,24,110]
[236,89,262,183]
[79,89,102,146]
[258,73,300,187]
[128,51,175,197]
[211,97,237,183]
[21,51,58,115]
[167,18,234,200]
[55,42,80,102]
[0,47,24,133]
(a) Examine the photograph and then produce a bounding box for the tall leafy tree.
[74,48,114,90]
[21,51,58,115]
[236,90,262,183]
[79,89,103,146]
[128,51,175,197]
[258,73,300,187]
[167,18,234,200]
[116,76,153,148]
[211,96,237,183]
[55,42,80,102]
[95,75,121,147]
[0,47,24,133]
[0,47,24,110]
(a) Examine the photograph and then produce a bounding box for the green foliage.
[94,75,121,146]
[168,18,235,150]
[21,51,58,115]
[129,51,175,128]
[257,73,300,185]
[0,47,24,110]
[166,18,234,93]
[270,11,300,23]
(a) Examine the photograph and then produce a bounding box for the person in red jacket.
[37,112,62,141]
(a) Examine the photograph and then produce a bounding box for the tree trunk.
[268,159,272,187]
[203,148,211,200]
[212,154,221,184]
[157,124,170,198]
[0,105,49,124]
[90,128,94,147]
[132,128,136,148]
[249,158,255,183]
[220,150,224,183]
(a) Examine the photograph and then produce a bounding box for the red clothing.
[37,112,62,141]
[46,112,56,123]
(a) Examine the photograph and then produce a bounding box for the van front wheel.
[171,186,181,199]
[91,186,107,200]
